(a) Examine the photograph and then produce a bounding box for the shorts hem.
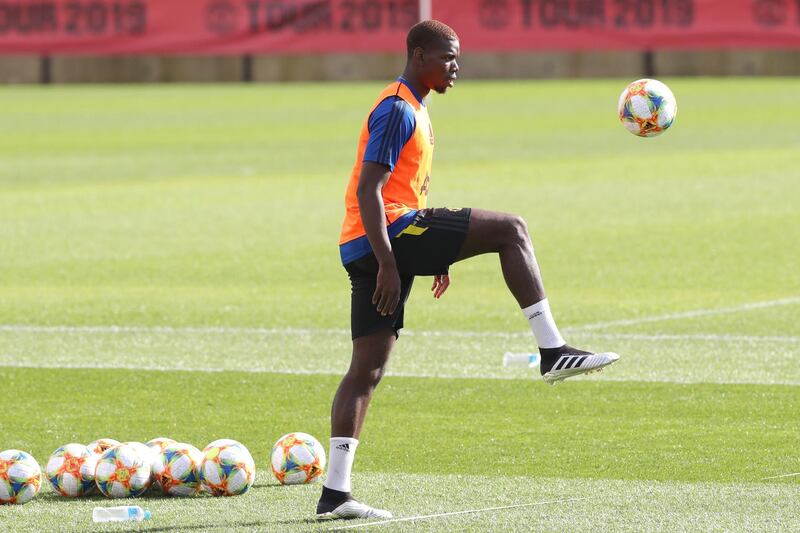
[351,324,401,341]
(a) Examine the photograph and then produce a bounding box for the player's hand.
[373,261,401,316]
[431,274,450,299]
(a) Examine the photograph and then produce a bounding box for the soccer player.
[316,20,620,520]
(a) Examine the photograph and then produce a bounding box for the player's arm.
[357,96,416,316]
[357,162,400,316]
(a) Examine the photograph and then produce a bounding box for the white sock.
[323,437,359,493]
[522,299,565,349]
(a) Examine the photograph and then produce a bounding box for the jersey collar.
[397,77,425,107]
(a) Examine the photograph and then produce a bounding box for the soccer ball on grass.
[0,450,42,505]
[271,432,326,485]
[94,443,151,498]
[152,442,203,496]
[146,437,177,456]
[146,437,177,491]
[86,438,120,456]
[199,439,255,496]
[45,443,98,497]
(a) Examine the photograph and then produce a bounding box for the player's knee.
[360,364,386,384]
[347,364,386,390]
[368,366,386,388]
[506,215,529,245]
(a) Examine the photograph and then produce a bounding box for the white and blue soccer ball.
[146,437,177,491]
[199,439,255,496]
[45,443,98,497]
[618,78,677,137]
[152,442,203,496]
[94,443,151,498]
[204,438,246,450]
[0,450,42,505]
[146,437,177,456]
[86,438,120,456]
[122,441,158,489]
[271,432,326,485]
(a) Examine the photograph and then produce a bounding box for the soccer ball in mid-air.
[152,442,203,496]
[45,443,98,497]
[86,438,120,456]
[0,450,42,505]
[271,432,326,485]
[618,79,677,137]
[94,444,151,498]
[199,439,256,496]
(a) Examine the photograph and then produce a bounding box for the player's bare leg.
[317,329,394,520]
[455,208,545,307]
[455,208,619,383]
[330,330,395,439]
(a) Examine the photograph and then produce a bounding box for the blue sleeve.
[363,96,416,171]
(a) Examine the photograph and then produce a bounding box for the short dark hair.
[406,20,458,58]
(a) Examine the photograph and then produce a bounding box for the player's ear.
[412,46,425,64]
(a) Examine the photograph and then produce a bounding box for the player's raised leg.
[455,208,619,383]
[317,329,394,520]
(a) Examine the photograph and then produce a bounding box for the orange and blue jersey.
[339,78,435,264]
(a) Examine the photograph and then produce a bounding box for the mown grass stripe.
[4,360,800,387]
[2,324,798,343]
[569,297,800,332]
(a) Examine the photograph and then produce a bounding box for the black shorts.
[345,207,471,339]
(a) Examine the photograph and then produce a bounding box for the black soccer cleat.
[316,499,393,520]
[316,486,392,521]
[539,344,620,385]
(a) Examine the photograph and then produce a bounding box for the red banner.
[0,0,799,55]
[435,0,800,50]
[0,0,417,54]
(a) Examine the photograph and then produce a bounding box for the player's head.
[406,20,459,94]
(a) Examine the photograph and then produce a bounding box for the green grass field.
[1,78,799,531]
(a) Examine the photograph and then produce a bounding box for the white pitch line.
[0,361,503,381]
[0,323,527,338]
[0,361,336,376]
[566,297,800,332]
[0,324,351,336]
[580,333,800,343]
[329,496,589,530]
[761,472,800,480]
[0,324,797,343]
[0,361,491,381]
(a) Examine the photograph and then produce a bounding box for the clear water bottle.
[92,505,152,523]
[503,352,540,369]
